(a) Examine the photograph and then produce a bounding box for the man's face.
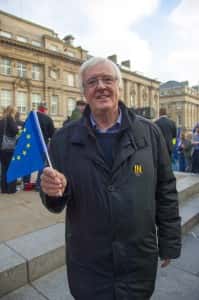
[77,104,86,113]
[83,62,120,114]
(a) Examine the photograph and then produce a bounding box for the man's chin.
[96,103,112,111]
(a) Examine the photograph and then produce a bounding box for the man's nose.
[96,79,106,88]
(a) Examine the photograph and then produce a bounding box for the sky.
[1,0,199,86]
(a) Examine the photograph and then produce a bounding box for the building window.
[49,44,58,52]
[32,40,42,47]
[65,50,75,57]
[16,36,28,43]
[32,64,42,80]
[51,95,58,115]
[63,71,67,82]
[177,114,182,127]
[17,62,27,78]
[0,58,12,75]
[67,98,76,116]
[16,92,27,113]
[176,103,183,110]
[67,73,75,87]
[0,90,12,107]
[31,93,42,110]
[49,69,57,80]
[0,31,12,38]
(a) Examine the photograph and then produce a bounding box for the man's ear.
[119,84,123,97]
[81,95,88,103]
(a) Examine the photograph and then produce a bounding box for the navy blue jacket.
[41,102,181,300]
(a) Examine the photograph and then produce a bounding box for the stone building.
[160,81,199,131]
[0,10,160,127]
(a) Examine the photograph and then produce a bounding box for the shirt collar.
[90,108,122,133]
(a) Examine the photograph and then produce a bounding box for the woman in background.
[178,132,192,172]
[192,125,199,173]
[0,106,18,193]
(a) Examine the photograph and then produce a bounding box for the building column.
[126,80,131,107]
[137,83,141,107]
[122,79,127,106]
[28,86,31,111]
[12,82,16,106]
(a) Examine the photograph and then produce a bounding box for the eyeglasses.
[84,75,117,89]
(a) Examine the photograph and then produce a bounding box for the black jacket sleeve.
[153,125,181,259]
[40,129,72,213]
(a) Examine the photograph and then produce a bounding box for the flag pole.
[32,110,53,168]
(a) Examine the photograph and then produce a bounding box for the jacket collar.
[70,101,147,150]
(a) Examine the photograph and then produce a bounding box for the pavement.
[0,172,199,299]
[0,190,64,243]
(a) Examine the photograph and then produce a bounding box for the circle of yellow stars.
[12,127,32,161]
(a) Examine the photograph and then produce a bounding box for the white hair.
[79,57,122,93]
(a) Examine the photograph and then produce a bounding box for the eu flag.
[7,111,47,183]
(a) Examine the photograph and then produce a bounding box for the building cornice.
[120,66,160,85]
[160,94,199,101]
[0,37,83,65]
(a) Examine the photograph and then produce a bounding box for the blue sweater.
[95,132,119,169]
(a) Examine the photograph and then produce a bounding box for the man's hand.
[40,167,67,197]
[161,258,171,268]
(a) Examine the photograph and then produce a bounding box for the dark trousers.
[178,152,186,172]
[0,150,16,193]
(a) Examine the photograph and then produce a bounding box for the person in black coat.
[155,108,177,157]
[36,104,55,144]
[40,57,181,300]
[0,106,18,193]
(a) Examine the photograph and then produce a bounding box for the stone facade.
[0,10,160,127]
[160,81,199,131]
[120,67,159,117]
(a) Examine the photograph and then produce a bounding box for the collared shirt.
[90,109,122,133]
[193,133,199,150]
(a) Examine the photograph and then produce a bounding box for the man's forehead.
[84,62,115,78]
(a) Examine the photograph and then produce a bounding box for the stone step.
[180,193,199,234]
[0,223,65,297]
[1,188,199,297]
[176,172,199,203]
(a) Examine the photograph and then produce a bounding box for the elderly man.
[40,57,181,300]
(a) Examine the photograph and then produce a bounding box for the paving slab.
[0,285,46,300]
[171,233,199,276]
[152,222,199,299]
[6,223,65,281]
[33,266,74,300]
[190,223,199,236]
[152,265,199,300]
[0,244,27,297]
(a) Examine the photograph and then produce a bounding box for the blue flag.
[7,111,48,183]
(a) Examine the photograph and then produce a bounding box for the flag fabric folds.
[7,111,46,183]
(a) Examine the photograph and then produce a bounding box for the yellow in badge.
[133,164,143,176]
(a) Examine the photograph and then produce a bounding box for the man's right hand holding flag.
[41,167,67,197]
